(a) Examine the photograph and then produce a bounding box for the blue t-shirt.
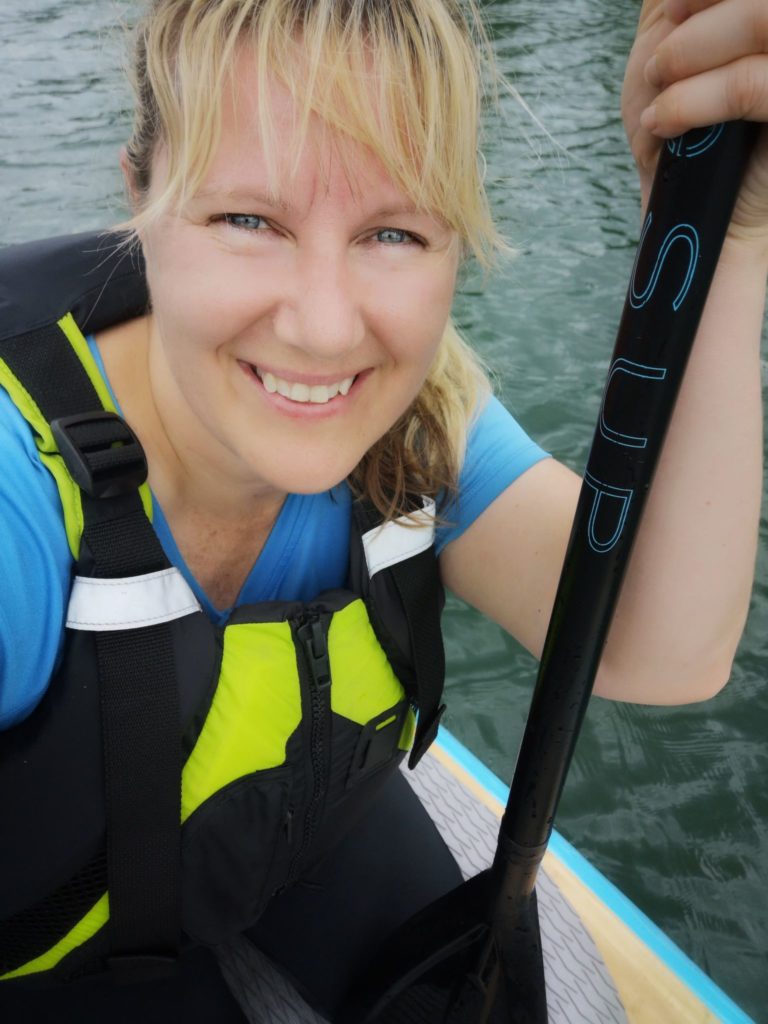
[0,337,547,728]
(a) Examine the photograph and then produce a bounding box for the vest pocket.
[181,768,290,942]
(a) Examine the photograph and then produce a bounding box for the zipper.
[285,611,332,886]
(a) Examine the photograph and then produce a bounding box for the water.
[1,1,766,1019]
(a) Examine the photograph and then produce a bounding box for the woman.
[0,0,764,1020]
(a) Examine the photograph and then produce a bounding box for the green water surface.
[1,1,766,1019]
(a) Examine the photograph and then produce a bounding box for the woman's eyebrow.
[368,204,423,219]
[193,186,292,211]
[192,189,434,224]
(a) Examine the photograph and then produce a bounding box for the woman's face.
[138,51,460,501]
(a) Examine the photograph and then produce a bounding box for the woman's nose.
[272,248,365,359]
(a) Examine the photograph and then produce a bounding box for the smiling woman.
[0,0,766,1022]
[117,0,499,525]
[114,56,466,514]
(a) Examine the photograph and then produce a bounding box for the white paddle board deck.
[216,729,752,1023]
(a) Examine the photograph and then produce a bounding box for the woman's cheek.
[150,262,263,353]
[382,265,455,334]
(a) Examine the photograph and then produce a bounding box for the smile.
[254,367,356,405]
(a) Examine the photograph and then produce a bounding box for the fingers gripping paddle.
[340,119,758,1024]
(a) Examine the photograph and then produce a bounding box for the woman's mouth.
[255,367,356,404]
[238,361,360,407]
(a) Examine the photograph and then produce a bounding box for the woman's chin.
[240,452,358,498]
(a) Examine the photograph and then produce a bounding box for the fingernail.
[644,55,662,88]
[640,105,658,132]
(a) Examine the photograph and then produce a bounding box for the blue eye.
[224,213,266,231]
[376,228,413,244]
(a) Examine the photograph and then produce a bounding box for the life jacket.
[0,232,447,988]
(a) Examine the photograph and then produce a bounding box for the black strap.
[352,499,446,769]
[388,550,446,769]
[1,325,110,421]
[1,323,181,970]
[84,497,182,969]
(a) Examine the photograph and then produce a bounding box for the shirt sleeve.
[0,388,71,729]
[434,395,549,555]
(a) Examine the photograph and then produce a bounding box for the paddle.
[339,118,758,1024]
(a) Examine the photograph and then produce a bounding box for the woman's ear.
[118,146,150,263]
[119,145,142,211]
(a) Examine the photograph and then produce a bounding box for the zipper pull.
[299,617,331,689]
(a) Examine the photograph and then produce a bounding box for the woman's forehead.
[134,24,492,261]
[193,53,420,208]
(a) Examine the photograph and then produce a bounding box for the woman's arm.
[441,0,766,705]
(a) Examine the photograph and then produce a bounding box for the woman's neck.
[95,315,287,609]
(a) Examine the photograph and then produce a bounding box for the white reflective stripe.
[362,498,436,578]
[66,568,201,631]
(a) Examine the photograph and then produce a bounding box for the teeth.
[255,368,355,404]
[310,384,338,403]
[290,382,311,401]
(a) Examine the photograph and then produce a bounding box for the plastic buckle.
[347,702,410,787]
[51,411,148,498]
[407,703,446,769]
[106,953,178,985]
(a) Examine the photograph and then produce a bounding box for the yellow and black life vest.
[0,232,447,987]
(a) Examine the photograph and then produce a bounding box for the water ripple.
[1,1,767,1020]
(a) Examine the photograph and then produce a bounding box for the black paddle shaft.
[338,122,757,1024]
[498,120,758,881]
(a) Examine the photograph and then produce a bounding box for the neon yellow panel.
[0,357,84,558]
[58,314,118,415]
[328,600,406,725]
[181,621,302,819]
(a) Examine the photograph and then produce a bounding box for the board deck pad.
[216,748,627,1023]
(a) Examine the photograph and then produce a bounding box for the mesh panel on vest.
[0,850,107,976]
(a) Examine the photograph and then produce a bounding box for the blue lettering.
[667,123,724,158]
[600,359,668,449]
[629,214,699,312]
[584,473,633,554]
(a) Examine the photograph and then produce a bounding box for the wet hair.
[123,0,505,520]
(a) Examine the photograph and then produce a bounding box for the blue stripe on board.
[436,727,755,1024]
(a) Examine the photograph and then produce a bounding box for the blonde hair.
[123,0,505,519]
